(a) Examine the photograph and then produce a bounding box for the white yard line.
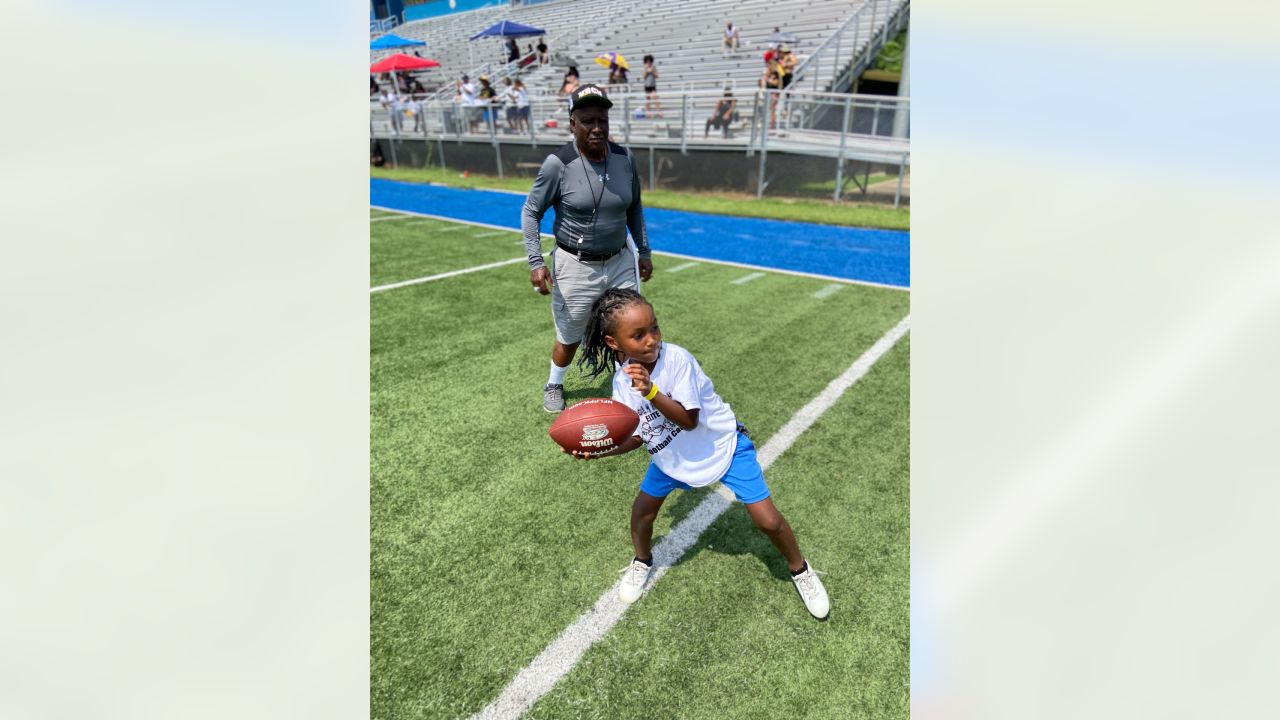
[730,272,765,285]
[369,214,417,222]
[470,315,911,720]
[813,283,844,299]
[370,253,546,293]
[654,250,909,292]
[473,231,510,238]
[666,261,700,273]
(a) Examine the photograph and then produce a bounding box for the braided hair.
[578,288,652,380]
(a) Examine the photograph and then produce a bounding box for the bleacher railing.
[371,86,909,206]
[370,16,400,36]
[790,0,909,94]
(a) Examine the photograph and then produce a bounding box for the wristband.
[644,383,660,401]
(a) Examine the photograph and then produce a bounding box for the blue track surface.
[371,179,910,288]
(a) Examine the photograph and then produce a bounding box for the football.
[548,398,640,455]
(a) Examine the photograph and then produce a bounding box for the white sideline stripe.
[667,261,700,273]
[370,205,550,237]
[370,252,548,293]
[368,206,909,292]
[470,315,911,720]
[730,271,765,285]
[813,283,844,299]
[654,249,909,292]
[369,214,416,222]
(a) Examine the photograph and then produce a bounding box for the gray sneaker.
[543,383,565,413]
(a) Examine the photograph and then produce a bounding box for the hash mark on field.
[813,283,843,299]
[667,262,700,273]
[470,315,911,720]
[731,272,765,285]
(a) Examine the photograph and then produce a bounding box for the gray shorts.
[550,240,640,345]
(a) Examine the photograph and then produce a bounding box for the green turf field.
[371,209,910,719]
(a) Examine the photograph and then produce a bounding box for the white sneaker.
[792,562,830,619]
[618,558,653,604]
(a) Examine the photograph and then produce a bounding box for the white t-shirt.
[459,81,477,105]
[611,342,739,486]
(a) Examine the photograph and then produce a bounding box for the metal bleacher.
[372,0,910,202]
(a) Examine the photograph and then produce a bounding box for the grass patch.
[371,165,909,231]
[370,217,909,718]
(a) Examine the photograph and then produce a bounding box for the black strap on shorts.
[556,241,621,262]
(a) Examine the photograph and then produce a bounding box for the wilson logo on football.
[581,424,609,441]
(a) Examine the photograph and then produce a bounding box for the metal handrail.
[788,0,874,90]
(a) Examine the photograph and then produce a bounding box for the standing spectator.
[503,77,520,131]
[521,84,654,412]
[536,37,549,64]
[477,75,498,131]
[370,75,379,96]
[506,37,520,63]
[410,95,428,133]
[642,54,662,118]
[514,78,530,133]
[760,65,782,128]
[457,74,479,133]
[559,70,581,109]
[722,21,741,57]
[380,87,404,136]
[704,89,738,138]
[776,44,797,89]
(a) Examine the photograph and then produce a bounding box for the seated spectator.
[536,37,549,64]
[608,61,628,86]
[722,21,741,57]
[705,90,739,138]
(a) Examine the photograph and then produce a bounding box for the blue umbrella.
[468,20,545,40]
[370,33,426,51]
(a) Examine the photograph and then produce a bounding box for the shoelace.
[794,567,826,597]
[619,561,651,583]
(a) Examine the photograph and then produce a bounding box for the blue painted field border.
[370,179,910,288]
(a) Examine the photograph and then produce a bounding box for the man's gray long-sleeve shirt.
[522,141,651,270]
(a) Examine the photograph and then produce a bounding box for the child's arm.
[622,365,699,430]
[564,435,643,460]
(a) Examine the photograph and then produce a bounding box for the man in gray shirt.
[522,83,654,412]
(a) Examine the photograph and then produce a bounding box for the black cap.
[569,84,613,113]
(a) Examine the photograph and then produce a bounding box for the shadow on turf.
[655,488,800,583]
[650,490,831,620]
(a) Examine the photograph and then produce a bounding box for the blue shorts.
[640,432,771,504]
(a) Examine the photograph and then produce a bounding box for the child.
[567,288,830,619]
[642,54,662,118]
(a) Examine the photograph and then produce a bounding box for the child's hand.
[622,364,652,397]
[562,447,601,460]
